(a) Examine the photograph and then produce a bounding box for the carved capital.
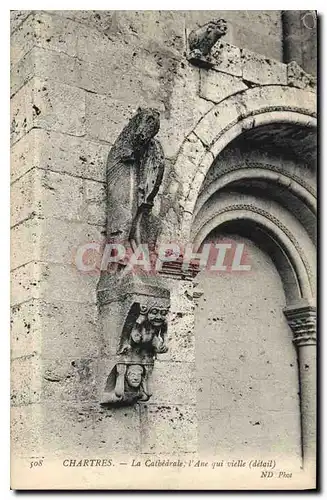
[284,303,316,347]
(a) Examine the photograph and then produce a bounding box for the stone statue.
[101,364,151,407]
[117,301,170,358]
[106,107,165,250]
[188,19,228,65]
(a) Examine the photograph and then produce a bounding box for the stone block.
[287,61,316,91]
[140,404,196,454]
[11,354,41,406]
[11,169,106,228]
[241,49,287,85]
[11,46,79,97]
[42,301,99,359]
[33,79,86,137]
[193,100,239,147]
[11,13,35,67]
[92,404,141,454]
[210,42,242,77]
[81,49,164,103]
[172,133,206,198]
[83,180,107,226]
[50,10,115,32]
[11,403,42,457]
[11,128,110,184]
[42,357,99,403]
[228,411,302,463]
[52,10,185,60]
[11,261,99,306]
[85,94,137,143]
[200,69,247,103]
[197,408,231,453]
[159,63,213,159]
[39,170,103,225]
[11,128,38,183]
[150,361,196,405]
[11,300,41,359]
[39,130,109,182]
[40,219,105,268]
[165,279,195,315]
[39,262,99,304]
[11,169,41,227]
[40,169,84,222]
[114,11,185,56]
[159,312,195,363]
[11,46,35,98]
[11,261,41,306]
[10,10,32,34]
[10,79,34,145]
[233,25,283,62]
[11,12,79,68]
[11,77,86,145]
[11,299,99,360]
[233,11,282,39]
[21,402,141,455]
[11,217,41,270]
[196,377,211,410]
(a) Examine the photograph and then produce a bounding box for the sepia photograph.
[10,7,318,490]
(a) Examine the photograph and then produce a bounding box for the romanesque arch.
[163,84,317,473]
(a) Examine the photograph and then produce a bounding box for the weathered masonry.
[11,10,316,484]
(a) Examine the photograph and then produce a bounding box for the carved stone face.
[209,19,227,36]
[131,328,142,343]
[135,108,160,145]
[147,307,168,327]
[126,365,143,388]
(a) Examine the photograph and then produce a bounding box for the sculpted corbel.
[188,19,228,67]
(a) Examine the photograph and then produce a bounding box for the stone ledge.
[188,40,316,93]
[199,69,248,104]
[241,48,287,86]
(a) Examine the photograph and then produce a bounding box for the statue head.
[125,364,144,388]
[130,328,142,344]
[132,108,160,149]
[147,307,169,328]
[209,19,227,37]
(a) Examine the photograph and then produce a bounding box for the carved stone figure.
[106,107,165,249]
[117,300,170,359]
[188,19,228,65]
[101,364,151,407]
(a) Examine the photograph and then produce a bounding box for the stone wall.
[195,234,301,466]
[10,10,317,465]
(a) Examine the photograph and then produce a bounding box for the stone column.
[282,10,317,76]
[284,302,316,475]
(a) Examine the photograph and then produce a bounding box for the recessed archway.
[168,86,318,471]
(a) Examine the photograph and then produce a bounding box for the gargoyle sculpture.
[188,18,228,66]
[106,107,165,250]
[101,363,151,407]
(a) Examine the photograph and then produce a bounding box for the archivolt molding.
[169,85,316,240]
[193,203,315,303]
[199,160,316,198]
[194,165,317,221]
